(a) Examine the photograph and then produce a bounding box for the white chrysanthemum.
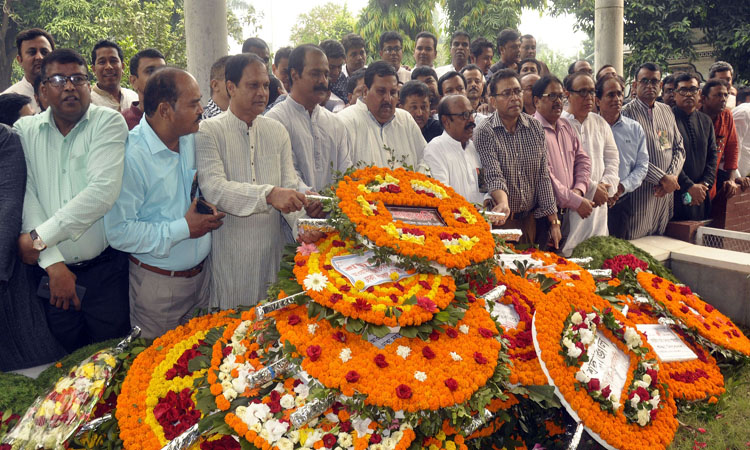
[241,402,271,426]
[630,394,641,409]
[575,370,590,384]
[579,328,595,346]
[624,327,642,348]
[337,432,353,447]
[280,393,295,409]
[294,383,310,399]
[264,419,289,443]
[567,345,582,359]
[339,347,352,363]
[641,373,652,385]
[276,438,294,450]
[636,408,650,426]
[304,273,329,292]
[450,351,462,361]
[308,323,318,335]
[562,337,574,349]
[414,371,427,382]
[396,345,411,359]
[459,324,470,334]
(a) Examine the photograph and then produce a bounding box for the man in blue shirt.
[595,73,649,238]
[105,67,225,338]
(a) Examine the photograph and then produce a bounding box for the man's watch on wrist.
[550,219,561,226]
[30,229,47,251]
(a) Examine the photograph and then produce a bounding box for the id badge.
[657,130,671,151]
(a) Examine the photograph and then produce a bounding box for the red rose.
[473,352,488,364]
[268,400,281,413]
[478,327,494,338]
[222,345,233,356]
[587,378,600,392]
[339,420,352,432]
[288,315,301,325]
[668,284,676,292]
[322,433,337,448]
[680,306,689,314]
[345,370,360,382]
[601,385,612,398]
[646,368,658,386]
[306,345,322,361]
[396,384,412,399]
[422,346,436,359]
[323,264,333,270]
[444,378,458,391]
[369,433,382,444]
[446,328,458,338]
[680,286,692,295]
[374,353,389,368]
[429,330,440,341]
[339,285,351,292]
[269,390,280,402]
[333,331,347,343]
[705,304,715,313]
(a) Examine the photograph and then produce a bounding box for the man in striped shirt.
[621,62,686,239]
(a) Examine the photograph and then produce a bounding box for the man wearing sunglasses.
[14,48,130,352]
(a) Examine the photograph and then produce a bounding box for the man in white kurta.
[560,72,619,255]
[337,61,426,169]
[196,54,312,309]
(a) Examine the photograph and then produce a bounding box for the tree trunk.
[0,1,20,92]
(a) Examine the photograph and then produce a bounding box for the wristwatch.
[550,219,562,226]
[30,229,47,251]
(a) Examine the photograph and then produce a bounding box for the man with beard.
[621,62,685,239]
[3,28,54,113]
[489,29,520,74]
[266,45,352,198]
[379,31,411,83]
[90,40,138,112]
[595,74,649,238]
[520,73,540,115]
[338,61,426,168]
[399,80,442,142]
[15,49,130,352]
[533,74,592,250]
[413,31,438,68]
[104,68,224,338]
[436,31,471,78]
[560,71,620,256]
[671,72,718,221]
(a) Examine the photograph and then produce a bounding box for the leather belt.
[129,255,204,278]
[508,210,532,221]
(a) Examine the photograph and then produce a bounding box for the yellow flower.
[355,280,365,290]
[390,272,400,281]
[445,442,456,450]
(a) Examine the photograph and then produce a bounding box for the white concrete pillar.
[594,0,624,76]
[185,0,228,102]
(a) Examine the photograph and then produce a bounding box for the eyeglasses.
[493,88,522,98]
[568,89,596,98]
[540,93,565,102]
[44,74,89,87]
[383,46,402,53]
[676,87,699,96]
[638,78,660,86]
[444,110,477,120]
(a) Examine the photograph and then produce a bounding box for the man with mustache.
[266,45,352,200]
[533,74,592,250]
[338,61,426,169]
[670,72,718,221]
[104,67,224,338]
[3,28,55,113]
[460,64,486,111]
[621,62,685,239]
[560,71,620,256]
[90,40,138,112]
[436,31,471,78]
[15,48,130,352]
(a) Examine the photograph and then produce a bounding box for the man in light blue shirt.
[105,67,225,338]
[596,73,649,238]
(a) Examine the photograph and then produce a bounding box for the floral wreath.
[292,232,458,328]
[271,298,502,413]
[334,167,495,269]
[117,311,234,450]
[533,285,678,450]
[523,250,596,291]
[637,272,750,357]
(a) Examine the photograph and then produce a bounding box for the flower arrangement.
[602,254,649,276]
[534,285,678,450]
[523,250,596,291]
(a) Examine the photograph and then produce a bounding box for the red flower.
[416,296,437,312]
[306,345,322,361]
[668,284,676,292]
[322,433,337,448]
[422,346,436,359]
[166,343,202,380]
[705,304,715,313]
[601,385,612,398]
[587,378,600,392]
[444,378,458,391]
[332,240,346,247]
[339,285,351,292]
[429,330,440,341]
[646,368,658,386]
[478,327,494,338]
[268,400,281,413]
[345,370,360,382]
[153,388,201,440]
[288,315,301,325]
[387,184,401,193]
[680,306,690,314]
[446,328,458,338]
[473,352,488,364]
[396,384,412,399]
[680,286,692,295]
[374,354,389,368]
[323,264,333,270]
[222,345,233,357]
[339,420,352,432]
[353,298,372,311]
[200,435,241,450]
[330,293,342,304]
[369,434,382,444]
[333,331,347,343]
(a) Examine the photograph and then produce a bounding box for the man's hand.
[185,198,225,238]
[654,185,666,197]
[572,188,584,198]
[687,183,707,206]
[576,199,594,219]
[593,183,610,207]
[267,187,306,214]
[548,223,562,250]
[46,262,80,311]
[660,174,680,193]
[490,202,510,226]
[17,233,40,265]
[740,177,750,191]
[477,103,493,114]
[298,230,326,244]
[723,180,740,198]
[304,191,325,218]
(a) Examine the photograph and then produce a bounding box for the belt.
[508,210,532,221]
[129,255,204,278]
[66,246,118,270]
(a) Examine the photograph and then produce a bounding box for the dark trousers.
[29,248,130,353]
[608,194,633,239]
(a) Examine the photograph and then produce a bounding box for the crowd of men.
[2,26,750,362]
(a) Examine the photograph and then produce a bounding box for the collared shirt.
[423,131,486,204]
[397,67,411,84]
[15,105,128,268]
[733,102,750,177]
[195,108,304,308]
[2,77,39,113]
[202,98,223,119]
[435,64,462,79]
[331,73,349,104]
[473,111,557,218]
[90,85,138,112]
[122,101,143,130]
[534,112,591,209]
[104,116,210,271]
[672,107,717,190]
[562,111,620,197]
[265,95,353,192]
[608,114,649,194]
[337,99,426,169]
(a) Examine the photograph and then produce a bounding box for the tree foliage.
[442,0,545,42]
[289,2,355,47]
[536,41,575,80]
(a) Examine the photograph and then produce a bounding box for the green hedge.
[571,236,679,283]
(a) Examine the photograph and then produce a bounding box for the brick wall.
[711,190,750,232]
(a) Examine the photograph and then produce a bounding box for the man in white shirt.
[423,95,488,205]
[733,88,750,178]
[89,40,138,112]
[436,31,471,78]
[338,61,426,169]
[2,28,54,113]
[379,31,411,83]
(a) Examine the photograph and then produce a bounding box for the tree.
[536,41,575,80]
[227,0,263,45]
[355,0,437,67]
[289,2,355,47]
[442,0,545,43]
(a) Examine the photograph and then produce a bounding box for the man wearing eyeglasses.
[474,69,560,248]
[670,72,718,221]
[14,49,130,352]
[621,62,685,239]
[379,31,411,84]
[436,31,471,79]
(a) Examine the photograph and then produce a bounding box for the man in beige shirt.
[90,39,137,111]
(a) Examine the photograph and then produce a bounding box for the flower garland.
[117,311,234,450]
[440,395,519,440]
[335,167,494,269]
[523,250,596,291]
[636,272,750,357]
[292,233,457,328]
[534,285,678,450]
[272,299,502,413]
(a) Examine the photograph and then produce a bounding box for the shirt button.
[74,256,79,260]
[62,169,66,174]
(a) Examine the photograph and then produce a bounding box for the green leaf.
[370,324,391,338]
[399,327,419,338]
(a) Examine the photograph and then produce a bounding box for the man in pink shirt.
[532,75,592,249]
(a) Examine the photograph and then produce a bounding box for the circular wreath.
[637,272,750,357]
[335,167,494,269]
[533,285,678,450]
[293,232,457,327]
[272,299,502,413]
[117,312,234,450]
